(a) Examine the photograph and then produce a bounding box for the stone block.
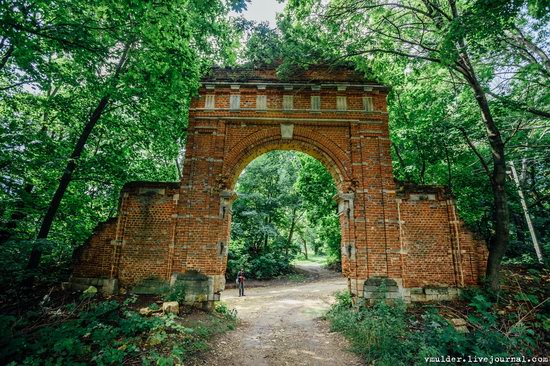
[424,287,449,296]
[449,318,469,333]
[447,288,459,296]
[140,307,153,316]
[132,278,170,295]
[411,294,427,302]
[450,318,467,327]
[281,124,294,139]
[364,277,398,287]
[363,285,399,293]
[364,291,386,299]
[101,279,119,295]
[363,286,382,292]
[385,292,402,299]
[162,301,179,314]
[171,271,209,304]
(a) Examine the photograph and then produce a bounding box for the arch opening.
[225,150,346,285]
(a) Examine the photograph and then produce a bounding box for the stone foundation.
[65,276,119,295]
[362,277,461,303]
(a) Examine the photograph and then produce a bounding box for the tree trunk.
[486,178,510,291]
[468,72,510,291]
[25,43,130,273]
[392,144,409,180]
[444,145,453,190]
[286,207,298,256]
[302,238,308,259]
[287,208,297,244]
[0,43,14,71]
[26,95,111,270]
[511,213,527,245]
[175,158,182,180]
[419,159,426,184]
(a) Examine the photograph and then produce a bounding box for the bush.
[227,249,295,281]
[164,282,186,303]
[215,302,237,320]
[1,295,236,365]
[327,292,415,365]
[326,290,541,366]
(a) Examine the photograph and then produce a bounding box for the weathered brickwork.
[71,66,488,301]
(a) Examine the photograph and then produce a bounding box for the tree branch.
[504,120,524,145]
[458,127,492,180]
[487,91,550,119]
[0,44,14,71]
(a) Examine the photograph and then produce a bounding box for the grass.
[292,254,327,265]
[278,273,308,282]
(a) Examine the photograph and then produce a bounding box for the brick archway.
[222,126,352,191]
[71,66,488,304]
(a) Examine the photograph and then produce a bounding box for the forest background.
[0,0,548,291]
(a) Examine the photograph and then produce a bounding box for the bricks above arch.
[223,125,352,190]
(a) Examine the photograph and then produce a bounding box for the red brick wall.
[73,218,116,279]
[73,182,179,285]
[72,66,488,295]
[115,184,179,284]
[396,185,488,288]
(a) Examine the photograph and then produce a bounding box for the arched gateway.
[70,66,488,303]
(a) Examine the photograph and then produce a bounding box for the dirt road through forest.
[191,264,363,366]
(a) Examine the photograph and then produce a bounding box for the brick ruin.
[70,66,488,303]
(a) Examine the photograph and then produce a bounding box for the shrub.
[215,302,237,320]
[164,282,186,303]
[327,290,542,366]
[1,296,236,365]
[227,250,295,281]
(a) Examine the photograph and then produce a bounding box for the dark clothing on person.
[237,270,246,296]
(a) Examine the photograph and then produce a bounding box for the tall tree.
[282,0,549,290]
[0,0,243,274]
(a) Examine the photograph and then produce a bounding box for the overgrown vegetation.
[1,0,549,363]
[164,283,187,303]
[281,0,550,289]
[327,267,549,366]
[0,293,236,365]
[0,0,247,285]
[227,151,341,280]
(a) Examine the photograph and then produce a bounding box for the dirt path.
[191,264,363,366]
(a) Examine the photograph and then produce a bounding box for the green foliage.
[280,0,550,277]
[215,302,237,320]
[0,297,237,365]
[296,153,341,264]
[328,289,543,366]
[228,150,340,280]
[0,0,243,284]
[163,282,186,303]
[328,292,415,365]
[238,21,284,66]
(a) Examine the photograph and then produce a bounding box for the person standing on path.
[237,268,246,297]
